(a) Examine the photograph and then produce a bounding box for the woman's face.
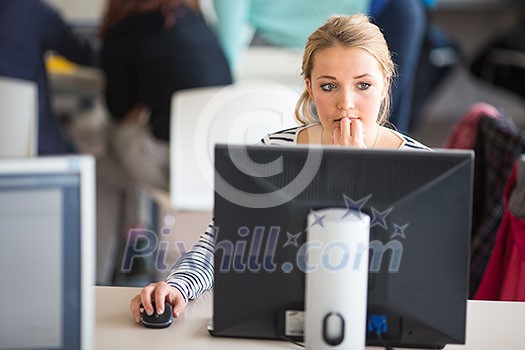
[306,45,389,139]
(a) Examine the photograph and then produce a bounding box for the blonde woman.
[130,13,430,323]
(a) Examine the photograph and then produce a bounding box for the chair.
[170,80,301,211]
[474,155,525,301]
[0,76,37,157]
[445,106,525,297]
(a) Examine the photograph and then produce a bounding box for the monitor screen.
[212,144,473,349]
[0,156,95,350]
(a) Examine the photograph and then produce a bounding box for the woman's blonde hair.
[295,14,396,126]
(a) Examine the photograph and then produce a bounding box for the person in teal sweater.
[211,0,427,133]
[212,0,369,67]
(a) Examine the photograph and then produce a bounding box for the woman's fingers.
[332,118,366,148]
[350,119,365,147]
[139,283,158,316]
[130,281,188,323]
[130,294,143,323]
[170,288,187,318]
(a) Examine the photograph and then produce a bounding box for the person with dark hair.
[0,0,97,154]
[96,0,232,285]
[100,0,232,146]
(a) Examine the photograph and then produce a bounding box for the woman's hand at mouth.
[332,117,367,148]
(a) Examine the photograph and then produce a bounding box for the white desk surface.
[95,286,525,350]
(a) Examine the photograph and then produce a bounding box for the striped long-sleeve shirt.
[165,124,431,302]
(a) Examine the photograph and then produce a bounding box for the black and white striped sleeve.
[165,221,216,303]
[259,126,300,145]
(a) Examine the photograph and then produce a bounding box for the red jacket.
[474,161,525,301]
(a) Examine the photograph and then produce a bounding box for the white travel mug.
[304,208,370,350]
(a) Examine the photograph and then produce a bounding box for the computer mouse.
[140,301,173,329]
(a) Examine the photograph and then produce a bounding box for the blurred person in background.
[0,0,97,154]
[100,0,231,148]
[96,0,232,285]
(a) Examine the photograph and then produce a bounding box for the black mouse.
[140,301,173,329]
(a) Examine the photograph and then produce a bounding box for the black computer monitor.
[212,144,473,349]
